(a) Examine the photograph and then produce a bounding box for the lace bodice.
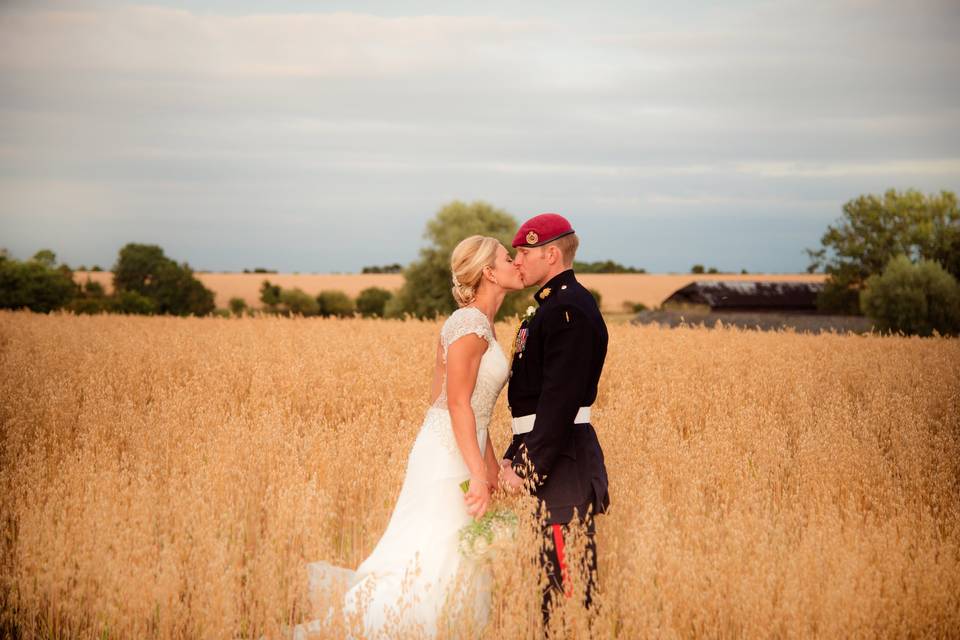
[423,307,509,453]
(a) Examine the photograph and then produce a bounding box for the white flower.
[526,306,536,316]
[473,537,488,556]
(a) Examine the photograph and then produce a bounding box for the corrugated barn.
[662,280,824,313]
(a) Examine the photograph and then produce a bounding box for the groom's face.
[513,246,548,287]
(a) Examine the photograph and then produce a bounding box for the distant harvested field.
[1,311,958,638]
[73,271,827,313]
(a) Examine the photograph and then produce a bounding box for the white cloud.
[0,1,957,272]
[0,7,547,77]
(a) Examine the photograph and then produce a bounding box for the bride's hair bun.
[450,235,500,307]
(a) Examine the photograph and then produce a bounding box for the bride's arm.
[446,333,491,518]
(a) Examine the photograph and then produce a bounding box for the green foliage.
[707,267,719,274]
[280,287,320,316]
[259,280,282,312]
[316,290,355,317]
[573,260,645,274]
[112,243,215,316]
[82,279,106,298]
[356,286,393,317]
[815,283,861,315]
[113,244,168,294]
[691,264,705,274]
[228,297,248,316]
[0,253,77,312]
[155,262,216,316]
[110,290,156,315]
[31,249,57,268]
[623,301,648,313]
[860,255,960,336]
[806,189,960,313]
[361,263,403,274]
[386,200,532,320]
[65,278,111,314]
[66,297,109,315]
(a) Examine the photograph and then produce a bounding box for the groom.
[499,213,610,624]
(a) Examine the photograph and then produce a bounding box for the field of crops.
[1,311,958,638]
[72,271,827,313]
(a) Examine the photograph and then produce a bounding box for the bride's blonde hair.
[450,235,500,307]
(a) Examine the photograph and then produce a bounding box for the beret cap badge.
[512,213,574,248]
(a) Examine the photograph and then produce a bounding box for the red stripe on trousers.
[551,524,572,598]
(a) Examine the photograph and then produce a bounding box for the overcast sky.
[1,0,958,273]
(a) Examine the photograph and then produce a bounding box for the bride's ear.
[484,265,499,286]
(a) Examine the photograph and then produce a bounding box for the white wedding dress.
[295,306,509,639]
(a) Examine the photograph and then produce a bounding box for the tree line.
[0,244,215,316]
[2,190,958,334]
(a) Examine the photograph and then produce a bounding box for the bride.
[294,235,525,639]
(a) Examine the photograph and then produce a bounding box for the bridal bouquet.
[457,479,518,560]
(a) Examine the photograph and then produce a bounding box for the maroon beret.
[512,213,575,248]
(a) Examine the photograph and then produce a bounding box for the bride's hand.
[464,475,490,519]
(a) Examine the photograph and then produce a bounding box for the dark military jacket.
[503,268,610,524]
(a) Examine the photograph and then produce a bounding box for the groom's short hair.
[548,233,579,267]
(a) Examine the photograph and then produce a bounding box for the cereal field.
[1,311,958,638]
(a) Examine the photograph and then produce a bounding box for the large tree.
[385,200,533,320]
[805,189,959,314]
[0,250,77,313]
[112,243,215,316]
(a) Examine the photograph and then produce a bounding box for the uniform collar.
[534,268,576,305]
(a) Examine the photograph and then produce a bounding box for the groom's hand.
[499,460,523,492]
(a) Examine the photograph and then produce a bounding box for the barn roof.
[663,280,824,311]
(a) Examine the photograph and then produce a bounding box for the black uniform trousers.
[540,511,598,625]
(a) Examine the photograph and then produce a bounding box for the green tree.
[860,255,960,336]
[112,243,214,316]
[806,189,960,314]
[385,200,532,320]
[228,297,248,317]
[31,249,57,268]
[0,252,77,312]
[259,280,282,312]
[151,260,215,316]
[113,244,169,295]
[316,290,355,317]
[356,286,393,317]
[361,263,403,274]
[691,264,705,274]
[280,287,320,316]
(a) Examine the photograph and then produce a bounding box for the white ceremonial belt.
[511,406,591,435]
